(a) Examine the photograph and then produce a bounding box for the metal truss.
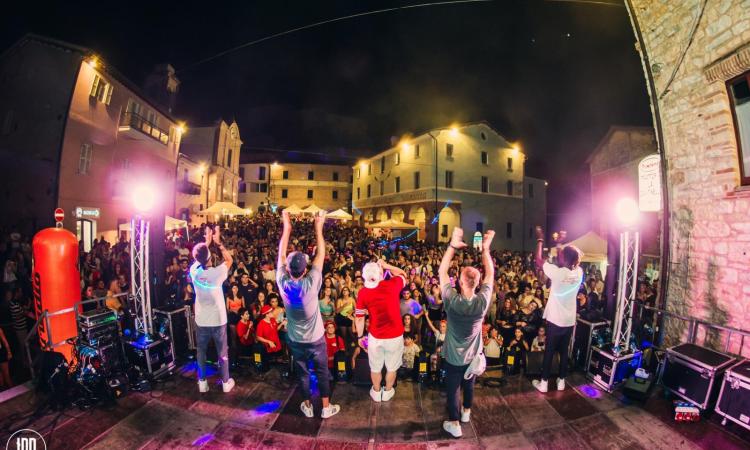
[612,230,639,356]
[130,216,153,336]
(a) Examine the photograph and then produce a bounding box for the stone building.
[174,153,207,226]
[629,0,750,353]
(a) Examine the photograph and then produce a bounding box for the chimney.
[144,64,180,114]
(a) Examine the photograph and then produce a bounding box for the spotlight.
[132,184,157,213]
[615,197,640,227]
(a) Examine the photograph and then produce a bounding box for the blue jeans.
[196,325,230,382]
[289,337,331,401]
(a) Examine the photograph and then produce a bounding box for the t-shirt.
[256,318,281,353]
[190,262,229,327]
[402,343,421,369]
[325,334,345,368]
[356,276,405,339]
[484,338,502,358]
[277,266,324,343]
[237,320,254,346]
[542,262,583,328]
[400,299,423,317]
[441,283,492,366]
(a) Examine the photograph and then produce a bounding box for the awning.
[283,204,304,215]
[196,201,251,216]
[119,216,188,232]
[302,204,325,214]
[325,208,353,220]
[365,218,419,230]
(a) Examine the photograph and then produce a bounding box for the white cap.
[362,262,383,289]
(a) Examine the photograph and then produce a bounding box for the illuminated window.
[90,75,113,105]
[395,152,400,165]
[78,143,92,175]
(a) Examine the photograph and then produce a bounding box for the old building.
[629,0,750,352]
[352,122,545,249]
[0,34,182,247]
[238,152,353,212]
[174,153,207,225]
[523,176,548,252]
[179,120,242,213]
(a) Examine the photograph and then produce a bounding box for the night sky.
[1,0,652,235]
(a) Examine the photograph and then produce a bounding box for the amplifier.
[572,318,609,370]
[125,335,175,378]
[78,341,126,375]
[78,308,118,328]
[587,344,641,392]
[662,343,735,410]
[715,359,750,431]
[77,321,119,347]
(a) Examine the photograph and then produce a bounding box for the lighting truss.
[612,229,639,355]
[130,216,153,336]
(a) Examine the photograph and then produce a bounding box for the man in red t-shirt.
[355,259,407,403]
[324,321,345,369]
[256,305,283,355]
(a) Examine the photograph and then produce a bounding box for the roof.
[240,147,356,166]
[585,125,655,164]
[2,34,180,124]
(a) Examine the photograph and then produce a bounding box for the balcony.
[119,112,169,145]
[176,179,202,195]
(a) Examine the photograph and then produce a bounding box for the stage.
[2,367,749,450]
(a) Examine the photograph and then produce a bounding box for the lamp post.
[428,131,438,244]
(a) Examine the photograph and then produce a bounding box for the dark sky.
[1,0,652,234]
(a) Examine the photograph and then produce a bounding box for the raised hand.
[281,210,291,230]
[314,210,325,232]
[450,227,467,249]
[482,230,495,252]
[213,225,221,244]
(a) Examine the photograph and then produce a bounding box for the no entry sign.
[54,208,64,222]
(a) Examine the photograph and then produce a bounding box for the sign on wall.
[638,154,662,212]
[75,207,101,219]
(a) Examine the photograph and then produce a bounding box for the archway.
[375,208,388,222]
[391,207,405,222]
[437,206,460,243]
[408,205,427,241]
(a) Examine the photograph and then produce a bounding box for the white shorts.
[368,334,404,373]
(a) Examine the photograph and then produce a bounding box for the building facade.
[179,120,242,214]
[175,154,207,226]
[238,161,353,212]
[630,0,750,353]
[0,35,182,247]
[352,122,540,250]
[522,176,548,252]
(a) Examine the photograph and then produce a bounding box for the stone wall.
[630,0,750,354]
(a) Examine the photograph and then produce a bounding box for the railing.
[120,111,170,145]
[176,179,202,195]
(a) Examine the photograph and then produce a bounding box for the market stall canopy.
[197,202,250,216]
[119,216,187,232]
[567,231,608,262]
[283,204,304,215]
[325,208,353,220]
[302,204,325,214]
[365,218,419,230]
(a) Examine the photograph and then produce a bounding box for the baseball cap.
[362,262,383,289]
[260,305,273,316]
[287,251,308,278]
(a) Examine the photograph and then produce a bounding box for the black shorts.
[335,315,352,328]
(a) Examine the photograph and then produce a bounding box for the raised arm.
[277,211,291,270]
[312,210,326,271]
[213,225,233,269]
[378,259,406,281]
[439,227,466,288]
[481,230,495,285]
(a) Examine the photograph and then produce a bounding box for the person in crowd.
[351,317,370,370]
[236,307,255,350]
[399,289,424,334]
[439,227,495,439]
[495,297,517,346]
[276,210,340,419]
[237,273,258,307]
[532,226,583,393]
[319,286,336,324]
[226,283,245,324]
[190,225,235,394]
[399,333,421,379]
[9,289,32,367]
[255,304,284,356]
[335,286,356,346]
[252,290,268,321]
[515,301,541,343]
[402,313,420,344]
[105,279,123,313]
[355,258,408,403]
[324,321,345,370]
[531,326,546,352]
[483,326,503,366]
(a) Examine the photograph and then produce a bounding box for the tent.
[325,208,353,221]
[565,231,608,276]
[196,201,250,216]
[118,216,188,234]
[283,204,304,215]
[302,204,325,215]
[365,218,419,230]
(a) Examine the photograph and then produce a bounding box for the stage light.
[132,184,157,213]
[401,142,411,151]
[449,126,459,137]
[87,56,99,68]
[176,122,187,134]
[271,161,279,167]
[615,197,640,227]
[359,160,367,170]
[511,143,521,156]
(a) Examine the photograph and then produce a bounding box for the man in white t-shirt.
[190,225,235,394]
[531,227,583,393]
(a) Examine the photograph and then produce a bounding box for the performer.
[532,227,584,393]
[439,227,494,438]
[354,258,407,402]
[277,210,340,419]
[190,225,235,393]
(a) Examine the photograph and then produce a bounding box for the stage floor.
[2,366,749,450]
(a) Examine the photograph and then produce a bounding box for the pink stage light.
[132,184,157,213]
[615,197,640,227]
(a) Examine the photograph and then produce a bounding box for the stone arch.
[375,208,388,222]
[408,205,427,241]
[437,205,461,243]
[391,206,405,222]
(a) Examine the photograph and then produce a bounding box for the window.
[239,182,246,193]
[367,184,371,198]
[481,176,488,193]
[395,176,401,193]
[282,189,288,198]
[414,171,420,189]
[476,222,484,232]
[333,190,338,199]
[415,144,420,158]
[78,143,92,174]
[357,187,361,199]
[441,225,448,237]
[239,167,245,179]
[259,183,267,193]
[507,157,513,172]
[507,180,513,196]
[481,151,488,165]
[308,171,314,180]
[395,152,400,165]
[283,170,289,180]
[528,183,534,198]
[380,156,385,173]
[227,149,233,167]
[506,222,512,239]
[368,164,372,175]
[125,99,141,115]
[480,131,487,141]
[729,72,750,184]
[379,180,384,195]
[307,189,313,199]
[90,75,113,105]
[258,166,266,180]
[333,171,339,181]
[446,143,454,159]
[445,170,454,188]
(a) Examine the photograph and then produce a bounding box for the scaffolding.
[612,229,639,356]
[130,216,153,336]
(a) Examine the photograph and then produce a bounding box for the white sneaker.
[222,378,235,393]
[460,407,471,423]
[532,379,548,393]
[300,401,314,418]
[198,379,209,393]
[321,404,341,419]
[557,378,565,391]
[443,420,463,438]
[381,387,395,402]
[370,387,382,402]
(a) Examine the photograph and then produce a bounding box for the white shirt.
[542,262,583,327]
[190,262,229,327]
